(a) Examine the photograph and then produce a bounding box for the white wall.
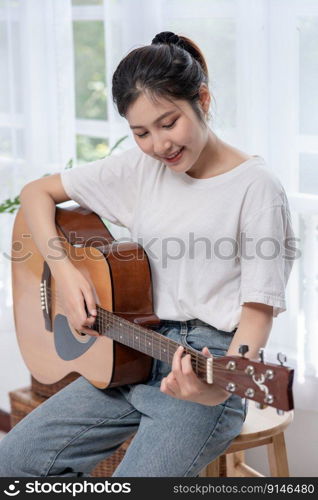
[246,408,318,477]
[0,324,29,413]
[0,213,30,412]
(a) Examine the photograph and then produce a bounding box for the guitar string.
[41,291,290,408]
[43,290,291,409]
[45,289,220,380]
[44,287,260,378]
[44,288,239,377]
[44,287,267,380]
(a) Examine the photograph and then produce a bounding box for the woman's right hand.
[52,262,99,337]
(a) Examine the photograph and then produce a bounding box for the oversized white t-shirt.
[60,146,296,332]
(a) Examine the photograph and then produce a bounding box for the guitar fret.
[98,308,208,382]
[143,328,147,355]
[169,341,175,364]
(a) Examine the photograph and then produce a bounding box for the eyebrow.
[129,110,176,129]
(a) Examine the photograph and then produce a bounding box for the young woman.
[0,31,295,477]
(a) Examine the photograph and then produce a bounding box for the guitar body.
[12,205,159,389]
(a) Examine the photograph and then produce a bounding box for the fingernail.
[178,346,184,351]
[91,309,97,315]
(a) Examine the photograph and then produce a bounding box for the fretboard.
[94,305,208,382]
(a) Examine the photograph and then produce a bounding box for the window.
[1,0,318,410]
[72,2,109,163]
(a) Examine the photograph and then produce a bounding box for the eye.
[135,118,178,139]
[163,118,178,129]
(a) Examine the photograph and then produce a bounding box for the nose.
[152,134,172,157]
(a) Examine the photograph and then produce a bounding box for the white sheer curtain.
[0,0,317,411]
[0,0,76,410]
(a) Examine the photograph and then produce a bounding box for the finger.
[160,377,177,396]
[72,318,99,337]
[172,345,184,376]
[180,354,205,396]
[84,311,97,328]
[83,315,96,329]
[202,346,213,358]
[79,327,99,337]
[82,295,97,328]
[180,353,195,376]
[165,372,180,392]
[82,286,97,321]
[80,321,99,336]
[78,303,99,336]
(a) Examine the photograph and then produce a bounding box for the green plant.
[0,195,21,214]
[0,135,128,214]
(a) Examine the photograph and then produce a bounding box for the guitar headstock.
[213,349,294,411]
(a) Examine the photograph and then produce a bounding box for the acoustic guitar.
[11,205,294,411]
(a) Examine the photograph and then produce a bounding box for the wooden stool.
[200,404,293,477]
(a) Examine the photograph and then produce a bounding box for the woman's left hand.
[160,345,230,406]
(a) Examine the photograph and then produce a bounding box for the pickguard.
[53,314,96,360]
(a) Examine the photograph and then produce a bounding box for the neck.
[186,130,223,179]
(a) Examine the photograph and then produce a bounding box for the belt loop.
[180,320,188,337]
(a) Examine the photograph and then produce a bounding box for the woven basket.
[9,387,45,428]
[9,387,131,477]
[31,373,79,398]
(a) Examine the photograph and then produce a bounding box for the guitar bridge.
[40,281,49,312]
[40,261,52,331]
[206,357,213,384]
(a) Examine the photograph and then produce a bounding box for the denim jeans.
[0,319,247,477]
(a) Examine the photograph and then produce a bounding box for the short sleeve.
[60,146,142,230]
[239,202,297,317]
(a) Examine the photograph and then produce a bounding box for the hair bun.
[152,31,181,46]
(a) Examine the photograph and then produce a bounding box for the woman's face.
[126,91,210,176]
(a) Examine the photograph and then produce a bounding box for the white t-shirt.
[60,146,296,332]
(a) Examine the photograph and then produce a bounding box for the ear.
[198,83,211,115]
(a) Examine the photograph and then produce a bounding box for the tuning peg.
[238,344,249,357]
[277,352,287,366]
[258,348,265,363]
[276,409,285,416]
[255,402,267,410]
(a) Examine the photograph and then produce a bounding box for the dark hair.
[112,31,211,125]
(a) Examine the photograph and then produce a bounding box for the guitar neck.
[92,306,294,412]
[94,305,210,383]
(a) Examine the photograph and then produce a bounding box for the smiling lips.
[162,147,184,162]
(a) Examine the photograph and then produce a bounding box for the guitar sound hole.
[74,328,88,337]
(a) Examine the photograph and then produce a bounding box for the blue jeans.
[0,319,247,477]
